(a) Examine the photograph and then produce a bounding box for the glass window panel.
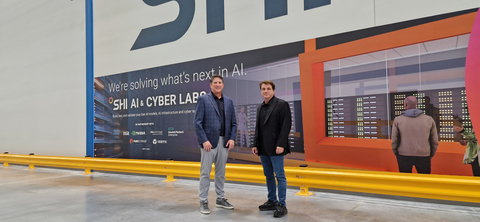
[227,57,304,156]
[324,34,470,142]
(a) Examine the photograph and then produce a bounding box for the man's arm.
[276,101,292,150]
[194,96,208,146]
[429,120,439,157]
[228,100,237,142]
[391,119,399,155]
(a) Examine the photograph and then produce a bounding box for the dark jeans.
[260,155,287,206]
[470,156,480,177]
[396,154,431,174]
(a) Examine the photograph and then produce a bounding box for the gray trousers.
[199,136,229,203]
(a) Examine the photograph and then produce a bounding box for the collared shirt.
[258,96,275,152]
[212,92,225,136]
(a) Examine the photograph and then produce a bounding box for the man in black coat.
[252,80,291,218]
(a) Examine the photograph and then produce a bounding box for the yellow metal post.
[3,152,8,166]
[82,168,94,175]
[295,164,314,196]
[162,159,178,182]
[162,174,178,182]
[82,156,94,175]
[28,153,35,169]
[296,184,314,196]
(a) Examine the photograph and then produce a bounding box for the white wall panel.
[0,0,86,156]
[375,0,480,26]
[94,0,479,77]
[93,0,375,76]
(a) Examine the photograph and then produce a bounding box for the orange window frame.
[299,12,477,175]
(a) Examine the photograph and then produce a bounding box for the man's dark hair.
[259,80,275,90]
[210,74,224,83]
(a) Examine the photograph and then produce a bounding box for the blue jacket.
[194,92,237,148]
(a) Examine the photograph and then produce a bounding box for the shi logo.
[132,0,330,50]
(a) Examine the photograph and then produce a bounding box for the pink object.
[465,9,480,131]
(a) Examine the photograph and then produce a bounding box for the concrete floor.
[1,165,480,222]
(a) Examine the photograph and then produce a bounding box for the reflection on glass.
[225,57,305,159]
[237,106,249,147]
[325,34,471,142]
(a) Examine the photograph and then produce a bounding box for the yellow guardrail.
[2,153,480,203]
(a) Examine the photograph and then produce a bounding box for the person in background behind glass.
[424,96,440,134]
[453,124,480,176]
[237,106,249,147]
[391,96,439,174]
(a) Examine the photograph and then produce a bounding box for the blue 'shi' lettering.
[131,0,331,50]
[131,0,195,50]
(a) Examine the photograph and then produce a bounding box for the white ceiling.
[324,34,470,71]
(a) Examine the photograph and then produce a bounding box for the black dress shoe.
[259,200,278,211]
[273,203,288,218]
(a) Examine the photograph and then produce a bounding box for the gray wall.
[0,0,86,156]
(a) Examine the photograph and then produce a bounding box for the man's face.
[210,77,224,95]
[261,83,275,101]
[425,97,431,104]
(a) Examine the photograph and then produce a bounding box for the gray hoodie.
[401,109,423,118]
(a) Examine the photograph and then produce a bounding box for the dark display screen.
[326,87,471,142]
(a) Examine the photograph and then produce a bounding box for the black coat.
[253,96,292,156]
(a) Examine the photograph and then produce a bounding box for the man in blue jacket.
[194,74,237,215]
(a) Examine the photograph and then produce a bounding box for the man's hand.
[203,141,212,151]
[459,140,467,146]
[276,146,284,154]
[252,147,258,155]
[226,139,235,151]
[453,125,464,133]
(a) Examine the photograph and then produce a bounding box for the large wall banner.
[94,43,305,162]
[93,1,480,176]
